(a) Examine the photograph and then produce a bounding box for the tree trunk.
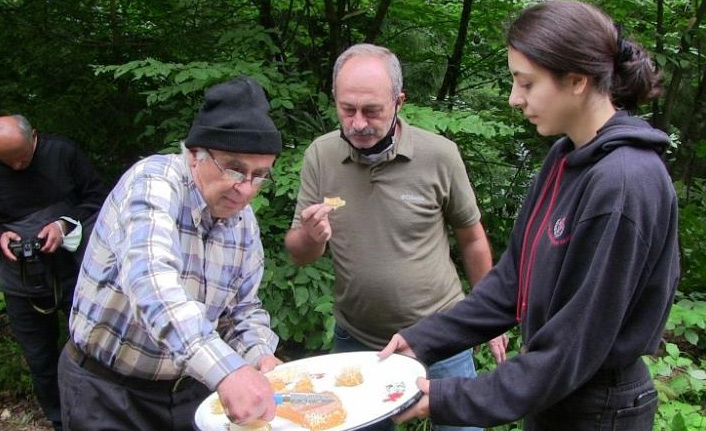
[679,67,706,191]
[323,0,340,71]
[252,0,288,63]
[323,0,347,92]
[364,0,393,44]
[655,0,706,131]
[437,0,474,102]
[254,0,277,33]
[651,0,664,124]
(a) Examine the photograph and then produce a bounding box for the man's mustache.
[345,128,377,137]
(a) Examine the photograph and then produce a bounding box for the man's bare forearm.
[284,228,326,266]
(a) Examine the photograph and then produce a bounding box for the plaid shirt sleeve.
[216,221,278,364]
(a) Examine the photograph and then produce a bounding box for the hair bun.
[617,38,635,64]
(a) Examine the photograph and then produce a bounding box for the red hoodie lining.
[516,160,559,322]
[516,157,568,322]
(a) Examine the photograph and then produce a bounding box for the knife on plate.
[274,393,335,405]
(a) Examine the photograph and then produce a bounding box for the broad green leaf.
[294,286,309,307]
[689,369,706,380]
[665,342,680,358]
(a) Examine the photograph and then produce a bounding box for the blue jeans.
[333,324,483,431]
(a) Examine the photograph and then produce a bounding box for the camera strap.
[14,253,63,314]
[27,256,62,315]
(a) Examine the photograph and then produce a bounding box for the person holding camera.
[0,114,107,431]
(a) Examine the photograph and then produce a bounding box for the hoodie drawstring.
[517,156,568,322]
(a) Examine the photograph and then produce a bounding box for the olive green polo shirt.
[292,119,482,349]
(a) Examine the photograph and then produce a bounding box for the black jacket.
[401,112,680,426]
[0,133,106,296]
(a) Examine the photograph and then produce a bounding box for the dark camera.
[9,238,45,262]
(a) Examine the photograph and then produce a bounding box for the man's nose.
[351,111,368,130]
[233,179,257,195]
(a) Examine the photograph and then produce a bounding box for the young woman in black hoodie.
[380,2,680,430]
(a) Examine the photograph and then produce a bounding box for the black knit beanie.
[184,76,282,154]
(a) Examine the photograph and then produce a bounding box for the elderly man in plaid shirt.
[59,77,283,431]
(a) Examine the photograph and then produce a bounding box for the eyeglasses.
[205,149,273,188]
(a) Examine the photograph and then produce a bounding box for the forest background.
[0,0,705,430]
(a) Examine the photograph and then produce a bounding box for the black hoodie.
[400,112,680,426]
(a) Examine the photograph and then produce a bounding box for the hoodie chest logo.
[549,216,572,245]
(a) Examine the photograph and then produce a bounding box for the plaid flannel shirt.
[69,153,278,390]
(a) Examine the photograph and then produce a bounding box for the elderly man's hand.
[217,365,276,426]
[257,354,283,373]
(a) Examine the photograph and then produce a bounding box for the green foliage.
[676,179,706,294]
[400,104,516,140]
[0,339,33,396]
[654,400,705,431]
[261,252,336,351]
[0,296,33,396]
[93,61,316,152]
[647,292,706,431]
[665,292,706,350]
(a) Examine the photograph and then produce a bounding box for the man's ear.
[396,92,406,110]
[188,148,199,167]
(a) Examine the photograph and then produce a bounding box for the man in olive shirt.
[285,44,507,431]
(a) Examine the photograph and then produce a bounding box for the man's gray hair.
[181,141,209,162]
[332,44,403,101]
[10,115,33,144]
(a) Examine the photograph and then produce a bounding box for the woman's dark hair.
[506,1,662,111]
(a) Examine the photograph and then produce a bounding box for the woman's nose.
[509,84,526,108]
[508,91,522,108]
